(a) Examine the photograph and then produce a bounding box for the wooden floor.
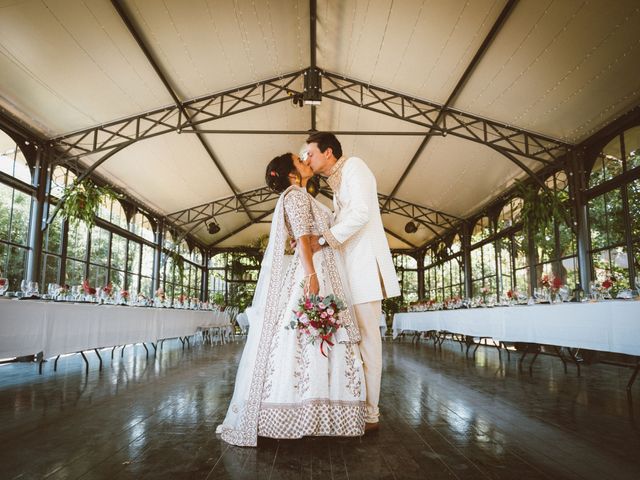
[1,336,639,479]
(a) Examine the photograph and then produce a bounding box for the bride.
[216,152,366,447]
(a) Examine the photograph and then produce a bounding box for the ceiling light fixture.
[208,221,221,235]
[303,68,322,105]
[404,221,418,234]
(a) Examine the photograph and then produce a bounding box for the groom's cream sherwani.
[322,155,400,423]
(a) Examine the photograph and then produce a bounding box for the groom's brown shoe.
[364,422,379,434]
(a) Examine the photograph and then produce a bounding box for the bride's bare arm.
[297,235,319,295]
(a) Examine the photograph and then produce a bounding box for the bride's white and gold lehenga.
[216,185,366,447]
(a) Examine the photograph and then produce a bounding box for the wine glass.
[20,279,28,297]
[28,281,39,296]
[0,277,8,295]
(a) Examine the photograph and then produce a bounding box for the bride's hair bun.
[265,153,294,193]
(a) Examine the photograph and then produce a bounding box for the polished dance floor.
[1,336,639,479]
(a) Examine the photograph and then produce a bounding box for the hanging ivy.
[168,251,185,285]
[61,179,119,229]
[514,179,569,248]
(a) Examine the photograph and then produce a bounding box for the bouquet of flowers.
[288,292,346,357]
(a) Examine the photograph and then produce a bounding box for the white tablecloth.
[392,301,640,356]
[380,313,387,337]
[0,299,229,359]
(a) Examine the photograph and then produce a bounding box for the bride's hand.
[304,273,320,296]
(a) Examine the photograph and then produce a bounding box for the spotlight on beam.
[404,221,418,234]
[303,69,322,105]
[208,221,221,235]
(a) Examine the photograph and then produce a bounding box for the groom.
[304,132,400,432]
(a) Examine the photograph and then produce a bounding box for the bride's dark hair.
[265,153,296,193]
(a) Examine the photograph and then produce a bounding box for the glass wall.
[393,253,418,302]
[0,132,32,290]
[587,125,640,290]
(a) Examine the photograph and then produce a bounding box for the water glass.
[28,281,39,296]
[20,279,28,296]
[0,277,8,295]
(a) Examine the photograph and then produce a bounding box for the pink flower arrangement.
[288,293,345,357]
[82,278,96,295]
[540,274,551,289]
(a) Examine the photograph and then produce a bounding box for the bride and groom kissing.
[216,132,400,447]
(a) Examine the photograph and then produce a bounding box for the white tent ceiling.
[1,0,639,251]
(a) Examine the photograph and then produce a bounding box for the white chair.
[236,311,249,335]
[380,312,388,340]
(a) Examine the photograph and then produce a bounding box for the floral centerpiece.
[600,275,615,299]
[119,290,129,304]
[82,279,96,297]
[287,293,345,357]
[102,282,113,300]
[550,276,563,302]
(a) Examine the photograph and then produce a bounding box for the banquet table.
[393,301,640,389]
[392,301,640,356]
[0,298,230,364]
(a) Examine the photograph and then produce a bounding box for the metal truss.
[167,187,279,228]
[320,70,570,164]
[168,180,460,247]
[50,70,305,162]
[378,193,460,232]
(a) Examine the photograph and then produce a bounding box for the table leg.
[94,349,103,371]
[80,351,89,376]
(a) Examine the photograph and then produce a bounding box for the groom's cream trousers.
[353,300,382,423]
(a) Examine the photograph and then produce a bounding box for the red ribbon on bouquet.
[320,335,334,358]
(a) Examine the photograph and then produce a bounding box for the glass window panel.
[109,233,126,271]
[9,189,31,245]
[0,183,13,241]
[1,245,28,292]
[89,264,108,288]
[630,178,640,240]
[589,135,623,187]
[43,214,63,254]
[140,276,152,298]
[67,222,89,260]
[402,271,418,302]
[626,126,640,170]
[471,216,492,244]
[592,247,630,289]
[0,133,31,184]
[65,258,85,286]
[498,197,523,230]
[126,273,139,292]
[91,227,110,267]
[141,245,154,277]
[41,254,60,286]
[482,243,496,277]
[126,241,141,275]
[106,269,122,289]
[50,166,75,198]
[589,188,625,249]
[471,247,483,281]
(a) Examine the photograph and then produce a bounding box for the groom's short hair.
[306,132,343,159]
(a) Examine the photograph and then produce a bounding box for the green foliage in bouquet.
[61,179,119,229]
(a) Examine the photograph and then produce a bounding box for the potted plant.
[61,179,119,229]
